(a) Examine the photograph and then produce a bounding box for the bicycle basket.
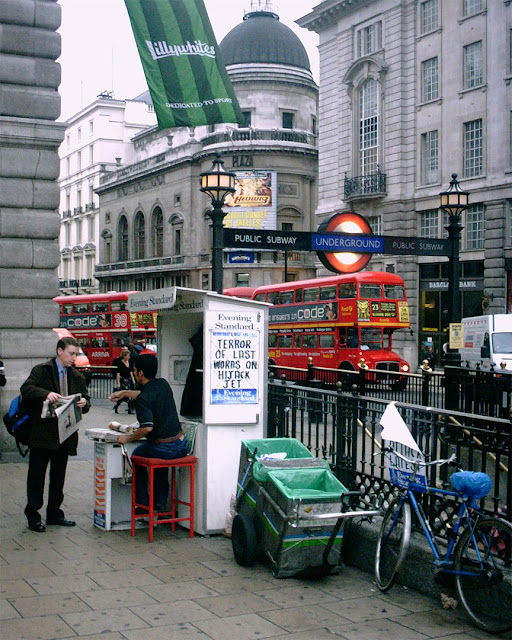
[450,471,492,499]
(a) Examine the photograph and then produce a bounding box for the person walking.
[20,336,90,532]
[110,354,187,512]
[113,348,135,414]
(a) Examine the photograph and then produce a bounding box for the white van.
[461,315,512,370]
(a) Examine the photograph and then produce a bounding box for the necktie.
[60,368,68,396]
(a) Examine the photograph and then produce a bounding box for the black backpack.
[3,395,31,457]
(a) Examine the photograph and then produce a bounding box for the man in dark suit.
[21,337,90,532]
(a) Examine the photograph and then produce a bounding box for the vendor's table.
[91,440,138,531]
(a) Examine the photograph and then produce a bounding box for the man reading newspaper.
[20,337,90,532]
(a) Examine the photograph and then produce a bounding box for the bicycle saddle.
[450,471,492,499]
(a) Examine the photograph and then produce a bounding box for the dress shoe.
[46,517,76,527]
[29,522,46,533]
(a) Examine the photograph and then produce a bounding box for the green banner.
[124,0,244,128]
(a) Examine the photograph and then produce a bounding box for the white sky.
[58,0,319,121]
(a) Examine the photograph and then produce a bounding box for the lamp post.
[200,153,236,294]
[439,173,469,367]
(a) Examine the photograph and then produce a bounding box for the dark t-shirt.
[135,378,180,441]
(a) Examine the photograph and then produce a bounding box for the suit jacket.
[20,359,91,454]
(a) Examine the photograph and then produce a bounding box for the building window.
[422,57,439,102]
[367,215,381,235]
[421,130,439,185]
[357,21,382,57]
[66,192,71,212]
[282,112,294,129]
[152,206,164,257]
[77,127,81,142]
[235,273,250,287]
[242,111,252,127]
[88,217,94,241]
[465,204,484,249]
[359,79,379,175]
[420,210,439,238]
[77,151,81,171]
[65,224,71,246]
[420,0,439,34]
[281,222,293,232]
[134,211,145,260]
[89,119,94,135]
[118,215,128,262]
[66,157,70,176]
[104,240,111,264]
[76,219,82,244]
[464,0,482,17]
[89,144,94,165]
[201,273,209,290]
[312,115,317,135]
[77,189,82,209]
[463,41,483,89]
[174,228,181,256]
[463,118,483,177]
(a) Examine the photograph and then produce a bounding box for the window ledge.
[458,174,486,184]
[416,97,442,111]
[415,182,442,190]
[458,84,487,98]
[505,75,512,85]
[416,26,442,42]
[458,9,487,25]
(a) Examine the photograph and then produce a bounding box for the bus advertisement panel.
[54,293,157,365]
[251,272,410,378]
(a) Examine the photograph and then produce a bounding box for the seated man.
[110,354,188,511]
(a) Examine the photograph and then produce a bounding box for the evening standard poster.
[209,314,260,405]
[223,170,277,231]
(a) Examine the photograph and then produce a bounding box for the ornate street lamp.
[200,153,236,294]
[439,173,469,367]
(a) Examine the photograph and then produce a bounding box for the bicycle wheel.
[454,516,512,633]
[375,497,411,591]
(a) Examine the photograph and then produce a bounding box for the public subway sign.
[209,312,259,405]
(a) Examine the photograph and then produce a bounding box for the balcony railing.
[344,169,387,200]
[202,128,317,147]
[95,255,185,274]
[62,210,71,218]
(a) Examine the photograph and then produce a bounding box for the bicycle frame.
[400,481,478,570]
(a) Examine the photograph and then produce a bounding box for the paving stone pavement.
[0,402,510,640]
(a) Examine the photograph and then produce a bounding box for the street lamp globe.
[200,153,236,294]
[439,173,469,222]
[200,152,236,206]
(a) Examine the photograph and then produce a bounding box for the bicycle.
[374,447,512,634]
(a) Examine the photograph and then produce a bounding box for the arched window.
[134,211,145,260]
[359,78,379,175]
[152,206,164,257]
[118,215,128,262]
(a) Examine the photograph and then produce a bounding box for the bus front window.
[360,328,383,350]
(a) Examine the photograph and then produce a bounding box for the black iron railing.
[77,366,116,399]
[344,169,387,200]
[267,378,512,530]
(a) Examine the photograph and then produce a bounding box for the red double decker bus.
[54,292,157,365]
[251,271,410,376]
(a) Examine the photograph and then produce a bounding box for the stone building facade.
[0,0,65,450]
[299,0,512,367]
[93,8,318,293]
[58,93,156,295]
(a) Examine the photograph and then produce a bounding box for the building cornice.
[297,0,377,33]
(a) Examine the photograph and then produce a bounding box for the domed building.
[88,1,318,295]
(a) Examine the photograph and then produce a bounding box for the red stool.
[131,454,197,542]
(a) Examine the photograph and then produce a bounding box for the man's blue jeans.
[132,438,189,510]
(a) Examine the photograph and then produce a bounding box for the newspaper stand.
[128,287,269,535]
[233,437,380,577]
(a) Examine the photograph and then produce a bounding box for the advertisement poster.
[223,170,277,231]
[209,313,260,404]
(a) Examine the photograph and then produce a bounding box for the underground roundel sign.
[317,212,373,274]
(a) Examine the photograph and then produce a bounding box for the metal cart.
[233,438,380,578]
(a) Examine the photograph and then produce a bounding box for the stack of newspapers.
[85,422,140,442]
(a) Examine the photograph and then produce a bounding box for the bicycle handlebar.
[382,446,456,468]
